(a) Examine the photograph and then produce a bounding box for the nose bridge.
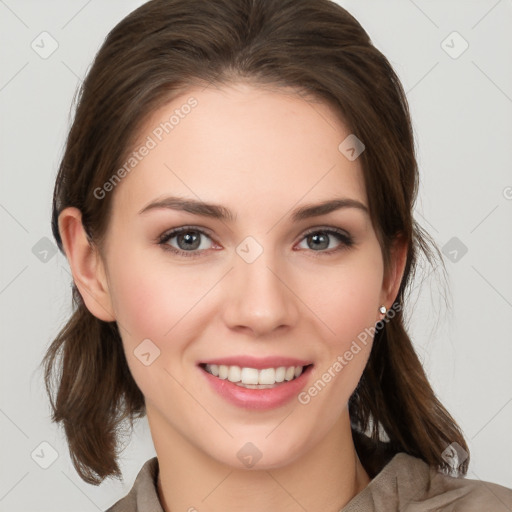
[222,235,298,335]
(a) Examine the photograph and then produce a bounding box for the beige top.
[105,453,512,511]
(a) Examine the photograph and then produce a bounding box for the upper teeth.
[205,364,304,385]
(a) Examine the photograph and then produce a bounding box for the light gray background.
[1,0,511,510]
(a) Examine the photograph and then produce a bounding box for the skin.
[59,82,407,512]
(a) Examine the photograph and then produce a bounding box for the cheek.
[107,248,207,342]
[296,256,382,421]
[308,248,384,348]
[106,251,203,397]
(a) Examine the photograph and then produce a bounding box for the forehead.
[110,82,367,218]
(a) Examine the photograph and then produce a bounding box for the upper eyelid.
[158,225,213,240]
[301,226,351,237]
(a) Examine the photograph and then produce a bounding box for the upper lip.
[198,356,313,370]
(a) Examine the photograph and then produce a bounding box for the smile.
[201,363,310,388]
[198,360,314,410]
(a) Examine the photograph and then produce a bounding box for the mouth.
[199,363,314,389]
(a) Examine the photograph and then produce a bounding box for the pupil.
[179,232,200,250]
[310,233,328,250]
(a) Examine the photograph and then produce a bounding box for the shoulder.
[105,457,163,512]
[425,457,512,511]
[343,452,512,511]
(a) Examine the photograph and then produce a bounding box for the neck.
[151,408,371,512]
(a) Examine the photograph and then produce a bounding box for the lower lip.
[199,365,313,410]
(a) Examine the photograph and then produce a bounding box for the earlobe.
[58,207,116,322]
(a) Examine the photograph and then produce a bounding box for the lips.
[197,356,314,410]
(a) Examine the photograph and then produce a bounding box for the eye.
[157,226,354,258]
[296,228,354,254]
[158,227,216,257]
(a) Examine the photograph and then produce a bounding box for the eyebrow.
[138,196,368,222]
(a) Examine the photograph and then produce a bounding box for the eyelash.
[157,226,354,259]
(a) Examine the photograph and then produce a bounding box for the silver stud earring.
[379,305,387,315]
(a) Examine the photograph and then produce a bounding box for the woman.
[42,0,512,510]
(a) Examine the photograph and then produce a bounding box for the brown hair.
[41,0,469,485]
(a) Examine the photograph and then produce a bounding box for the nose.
[222,247,300,337]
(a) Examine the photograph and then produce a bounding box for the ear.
[379,234,408,315]
[58,207,115,322]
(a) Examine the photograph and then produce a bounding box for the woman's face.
[96,82,397,469]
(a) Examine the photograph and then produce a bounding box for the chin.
[205,430,312,471]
